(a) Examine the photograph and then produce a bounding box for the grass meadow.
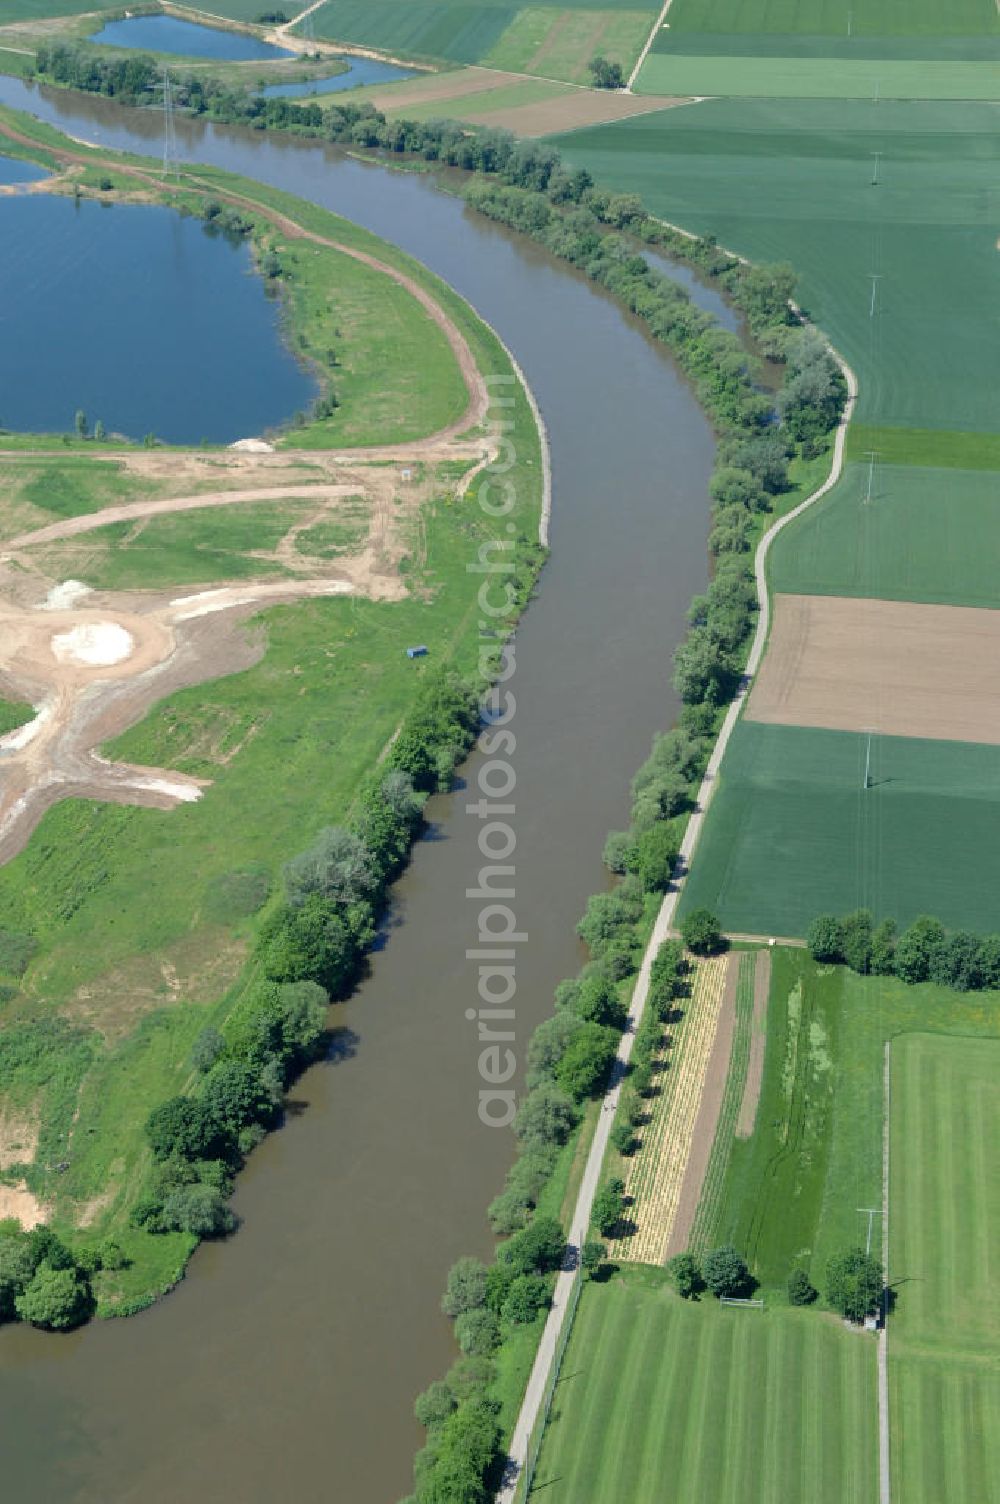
[889,1034,1000,1503]
[635,53,1000,100]
[677,722,1000,938]
[553,99,1000,435]
[532,1267,879,1504]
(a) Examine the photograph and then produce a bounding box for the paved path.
[496,342,858,1503]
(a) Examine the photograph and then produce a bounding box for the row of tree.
[808,908,1000,992]
[667,1244,883,1322]
[129,671,481,1251]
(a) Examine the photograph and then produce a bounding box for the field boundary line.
[880,1039,891,1504]
[495,339,856,1501]
[627,0,677,91]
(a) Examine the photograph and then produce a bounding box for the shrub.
[15,1263,93,1329]
[554,1023,618,1100]
[581,1239,607,1278]
[145,1096,223,1162]
[807,914,844,964]
[894,916,945,985]
[787,1267,817,1306]
[497,1215,565,1276]
[454,1307,501,1356]
[592,1177,625,1237]
[500,1273,549,1325]
[159,1183,237,1238]
[513,1084,578,1152]
[840,909,873,974]
[667,1251,703,1299]
[635,822,679,892]
[191,1026,226,1074]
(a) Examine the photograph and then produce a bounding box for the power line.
[162,66,179,179]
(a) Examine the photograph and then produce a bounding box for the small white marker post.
[864,450,879,505]
[871,150,882,186]
[869,273,882,319]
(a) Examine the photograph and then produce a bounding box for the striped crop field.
[688,950,755,1254]
[889,1034,1000,1503]
[609,952,730,1265]
[531,1272,879,1504]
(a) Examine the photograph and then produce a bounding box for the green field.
[553,99,1000,434]
[305,0,656,80]
[678,722,1000,938]
[890,1035,1000,1502]
[635,53,1000,99]
[532,1269,879,1503]
[664,0,1000,36]
[691,951,1000,1292]
[769,463,1000,608]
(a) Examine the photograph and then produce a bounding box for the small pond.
[89,14,295,61]
[0,194,317,442]
[260,55,414,98]
[0,153,48,185]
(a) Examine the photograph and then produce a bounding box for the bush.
[635,822,679,892]
[840,909,873,974]
[159,1183,237,1238]
[513,1084,577,1152]
[554,1022,618,1100]
[442,1257,489,1318]
[191,1026,226,1074]
[787,1267,817,1306]
[894,916,945,985]
[581,1239,607,1278]
[702,1245,750,1298]
[500,1273,549,1325]
[680,908,724,956]
[498,1215,565,1276]
[454,1307,501,1356]
[145,1096,223,1162]
[667,1251,703,1299]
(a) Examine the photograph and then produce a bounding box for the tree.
[635,822,679,892]
[260,894,371,998]
[498,1215,565,1276]
[826,1247,882,1322]
[500,1273,549,1325]
[680,908,723,956]
[512,1084,578,1152]
[284,826,376,909]
[602,830,635,875]
[454,1307,500,1356]
[592,1177,625,1237]
[554,1022,618,1101]
[667,1251,703,1299]
[977,933,1000,989]
[414,1379,457,1432]
[930,930,981,991]
[93,419,105,442]
[787,1267,817,1306]
[145,1095,222,1162]
[441,1257,489,1318]
[702,1245,750,1298]
[15,1263,92,1329]
[74,409,88,439]
[588,55,624,89]
[159,1183,237,1238]
[581,1239,607,1278]
[870,918,897,976]
[807,914,844,963]
[0,1233,36,1319]
[525,1010,581,1088]
[894,916,945,985]
[840,909,873,974]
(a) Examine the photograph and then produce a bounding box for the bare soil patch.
[0,1182,46,1229]
[359,66,526,111]
[736,948,770,1139]
[462,89,689,137]
[0,1100,40,1171]
[664,951,739,1259]
[69,928,247,1044]
[748,592,1000,746]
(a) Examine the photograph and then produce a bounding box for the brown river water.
[0,78,717,1503]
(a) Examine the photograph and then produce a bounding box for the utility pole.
[162,66,179,179]
[871,150,882,186]
[869,273,882,319]
[864,735,873,791]
[858,1206,879,1254]
[864,450,879,505]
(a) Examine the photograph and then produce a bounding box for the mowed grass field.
[890,1035,1000,1503]
[692,950,1000,1295]
[663,0,1000,35]
[553,99,1000,434]
[305,0,656,82]
[677,722,1000,937]
[769,463,1000,609]
[532,1270,879,1503]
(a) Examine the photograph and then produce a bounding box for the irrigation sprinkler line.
[495,341,858,1504]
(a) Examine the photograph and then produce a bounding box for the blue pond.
[0,154,48,185]
[0,194,317,443]
[89,14,295,61]
[260,56,414,98]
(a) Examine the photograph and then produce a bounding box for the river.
[0,77,716,1504]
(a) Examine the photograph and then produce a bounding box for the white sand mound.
[42,579,92,611]
[229,438,275,453]
[51,622,134,667]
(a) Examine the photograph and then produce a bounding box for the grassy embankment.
[0,119,544,1311]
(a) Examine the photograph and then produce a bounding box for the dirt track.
[748,591,1000,746]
